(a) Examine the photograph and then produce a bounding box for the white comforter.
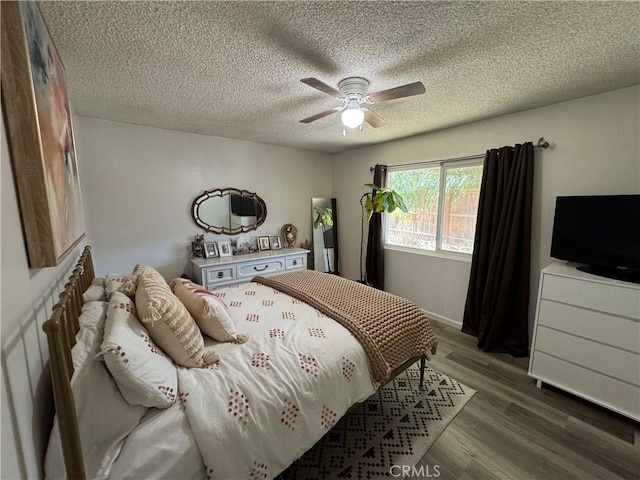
[177,281,376,479]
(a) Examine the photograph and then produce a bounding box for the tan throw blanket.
[254,270,437,384]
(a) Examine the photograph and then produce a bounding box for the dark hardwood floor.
[420,320,640,480]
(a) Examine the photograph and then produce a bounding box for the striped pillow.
[170,278,248,344]
[135,269,218,368]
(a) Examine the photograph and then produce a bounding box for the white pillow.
[83,284,106,303]
[45,299,147,480]
[101,292,178,408]
[104,273,130,300]
[73,301,108,370]
[82,278,107,303]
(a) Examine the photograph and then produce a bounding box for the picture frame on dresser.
[204,241,218,258]
[258,236,271,251]
[218,240,232,257]
[270,236,282,250]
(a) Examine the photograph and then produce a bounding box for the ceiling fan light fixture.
[341,102,364,129]
[299,77,424,131]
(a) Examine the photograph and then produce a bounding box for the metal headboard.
[42,246,94,480]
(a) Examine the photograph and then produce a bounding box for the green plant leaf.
[364,183,409,220]
[364,195,374,219]
[392,191,408,212]
[362,183,408,219]
[313,207,333,228]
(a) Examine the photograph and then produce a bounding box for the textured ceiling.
[39,1,640,154]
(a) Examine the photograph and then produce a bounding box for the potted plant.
[361,184,408,219]
[359,184,408,283]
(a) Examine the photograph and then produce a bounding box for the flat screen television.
[230,194,260,217]
[550,194,640,284]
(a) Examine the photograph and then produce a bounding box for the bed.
[43,246,437,479]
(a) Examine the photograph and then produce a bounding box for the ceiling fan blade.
[367,81,425,103]
[300,78,344,99]
[299,106,342,124]
[362,108,387,128]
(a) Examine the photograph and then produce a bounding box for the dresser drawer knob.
[217,271,224,278]
[254,265,268,272]
[292,260,297,266]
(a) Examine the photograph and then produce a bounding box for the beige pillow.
[135,271,218,368]
[170,278,248,344]
[121,264,157,297]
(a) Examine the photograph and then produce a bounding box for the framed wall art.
[1,1,85,267]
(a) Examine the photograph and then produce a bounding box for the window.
[386,160,483,256]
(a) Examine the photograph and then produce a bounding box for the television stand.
[576,264,640,285]
[528,262,640,421]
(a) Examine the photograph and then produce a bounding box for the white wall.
[1,114,86,479]
[1,115,331,478]
[332,86,640,335]
[74,117,333,279]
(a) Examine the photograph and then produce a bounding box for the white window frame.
[384,157,484,261]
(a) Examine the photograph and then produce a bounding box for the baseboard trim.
[422,309,462,330]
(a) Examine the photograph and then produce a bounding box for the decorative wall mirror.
[312,197,339,275]
[192,188,267,234]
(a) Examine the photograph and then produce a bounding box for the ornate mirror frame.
[191,188,267,234]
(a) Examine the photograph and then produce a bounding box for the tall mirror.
[312,197,339,275]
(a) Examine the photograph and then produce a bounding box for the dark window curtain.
[365,164,387,289]
[462,142,534,356]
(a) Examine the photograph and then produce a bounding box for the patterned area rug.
[278,363,475,480]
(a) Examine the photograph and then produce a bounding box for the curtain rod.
[369,137,550,171]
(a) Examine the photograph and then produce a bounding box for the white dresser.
[528,262,640,421]
[191,247,309,290]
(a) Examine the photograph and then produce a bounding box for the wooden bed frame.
[42,246,426,479]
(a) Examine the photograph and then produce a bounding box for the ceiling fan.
[299,77,425,133]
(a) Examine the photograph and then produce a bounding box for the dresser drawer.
[285,255,306,270]
[531,351,640,421]
[537,300,640,353]
[205,266,236,287]
[534,326,639,385]
[236,259,285,279]
[541,274,640,319]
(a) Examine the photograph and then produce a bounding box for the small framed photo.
[258,236,271,251]
[270,236,282,250]
[204,241,218,258]
[218,240,233,257]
